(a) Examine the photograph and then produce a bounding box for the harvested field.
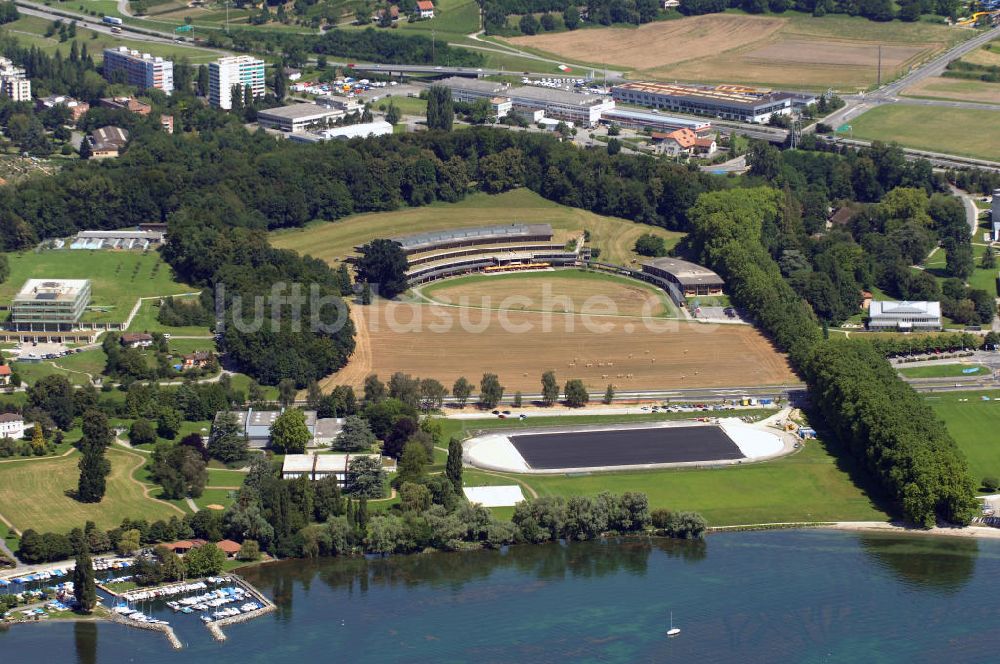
[961,42,1000,67]
[420,270,675,318]
[506,13,959,90]
[902,76,1000,105]
[506,14,784,70]
[321,300,796,393]
[269,189,683,267]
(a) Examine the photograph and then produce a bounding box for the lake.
[2,529,999,663]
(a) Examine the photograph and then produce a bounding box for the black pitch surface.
[510,425,745,469]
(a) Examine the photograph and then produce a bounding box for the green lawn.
[52,348,108,376]
[11,359,94,387]
[167,338,216,355]
[206,467,246,487]
[917,243,998,297]
[0,447,181,533]
[847,105,1000,162]
[0,14,220,64]
[0,249,195,324]
[446,413,887,526]
[928,389,1000,483]
[270,188,685,267]
[897,363,989,378]
[376,94,427,117]
[128,296,214,337]
[194,488,236,510]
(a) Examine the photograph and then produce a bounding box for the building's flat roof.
[315,417,344,439]
[258,103,344,120]
[602,107,711,129]
[391,224,553,252]
[641,257,723,286]
[282,453,382,473]
[869,300,941,317]
[14,279,90,302]
[614,81,793,110]
[76,230,164,240]
[509,85,610,108]
[437,77,507,94]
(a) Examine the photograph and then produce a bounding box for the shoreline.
[710,520,1000,540]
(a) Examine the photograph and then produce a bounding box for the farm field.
[0,447,181,534]
[0,249,195,324]
[420,270,676,318]
[270,189,684,267]
[902,76,1000,104]
[848,105,1000,162]
[446,416,887,526]
[0,15,220,63]
[323,298,796,392]
[504,12,966,90]
[927,389,1000,481]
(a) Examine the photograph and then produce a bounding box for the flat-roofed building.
[258,102,345,132]
[601,107,711,134]
[209,55,265,110]
[70,229,165,250]
[612,81,793,124]
[216,409,344,449]
[867,300,942,331]
[437,77,614,126]
[641,257,724,298]
[37,95,89,123]
[281,453,392,486]
[11,279,92,332]
[385,223,555,255]
[102,47,174,94]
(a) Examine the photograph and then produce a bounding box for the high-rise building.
[209,56,266,110]
[11,279,92,332]
[0,56,30,102]
[102,47,174,94]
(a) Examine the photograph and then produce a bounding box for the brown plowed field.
[320,300,796,393]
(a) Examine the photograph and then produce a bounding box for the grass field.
[270,189,684,267]
[128,296,214,337]
[0,447,181,533]
[902,76,1000,104]
[420,269,676,318]
[0,15,220,64]
[446,415,887,526]
[918,243,997,295]
[927,389,1000,482]
[0,249,195,324]
[503,12,965,90]
[325,296,795,392]
[897,363,989,378]
[848,105,1000,162]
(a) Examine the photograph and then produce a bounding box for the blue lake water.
[2,529,999,663]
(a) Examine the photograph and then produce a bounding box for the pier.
[108,608,183,650]
[203,573,276,641]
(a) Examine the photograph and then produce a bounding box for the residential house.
[651,128,697,157]
[0,412,24,439]
[164,539,207,554]
[99,96,152,116]
[0,365,12,387]
[160,114,174,134]
[36,95,90,124]
[694,136,717,156]
[120,332,153,348]
[182,351,213,369]
[216,540,242,559]
[416,0,435,17]
[375,5,400,21]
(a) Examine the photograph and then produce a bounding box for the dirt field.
[507,14,784,70]
[321,300,796,393]
[961,42,1000,67]
[270,189,683,267]
[506,13,957,90]
[420,270,675,318]
[902,76,1000,104]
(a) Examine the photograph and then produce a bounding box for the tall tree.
[356,239,409,298]
[564,379,589,408]
[72,536,96,613]
[76,410,111,503]
[446,437,463,493]
[479,373,504,409]
[208,411,249,463]
[425,86,454,131]
[270,408,312,454]
[540,370,559,406]
[603,384,615,405]
[452,377,472,407]
[273,63,287,100]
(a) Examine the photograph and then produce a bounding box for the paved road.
[950,184,983,238]
[880,24,1000,97]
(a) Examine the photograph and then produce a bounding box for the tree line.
[687,186,978,527]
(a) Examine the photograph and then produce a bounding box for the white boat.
[667,612,681,637]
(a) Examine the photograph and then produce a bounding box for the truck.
[102,16,123,25]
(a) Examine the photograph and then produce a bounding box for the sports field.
[848,105,1000,162]
[420,269,675,318]
[0,249,195,324]
[447,416,887,526]
[897,363,989,378]
[0,447,181,534]
[505,12,963,89]
[324,298,796,392]
[927,389,1000,481]
[270,189,684,267]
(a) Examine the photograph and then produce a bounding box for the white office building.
[209,56,266,110]
[102,47,174,94]
[867,300,942,332]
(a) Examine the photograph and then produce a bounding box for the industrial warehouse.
[437,77,614,126]
[611,82,808,124]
